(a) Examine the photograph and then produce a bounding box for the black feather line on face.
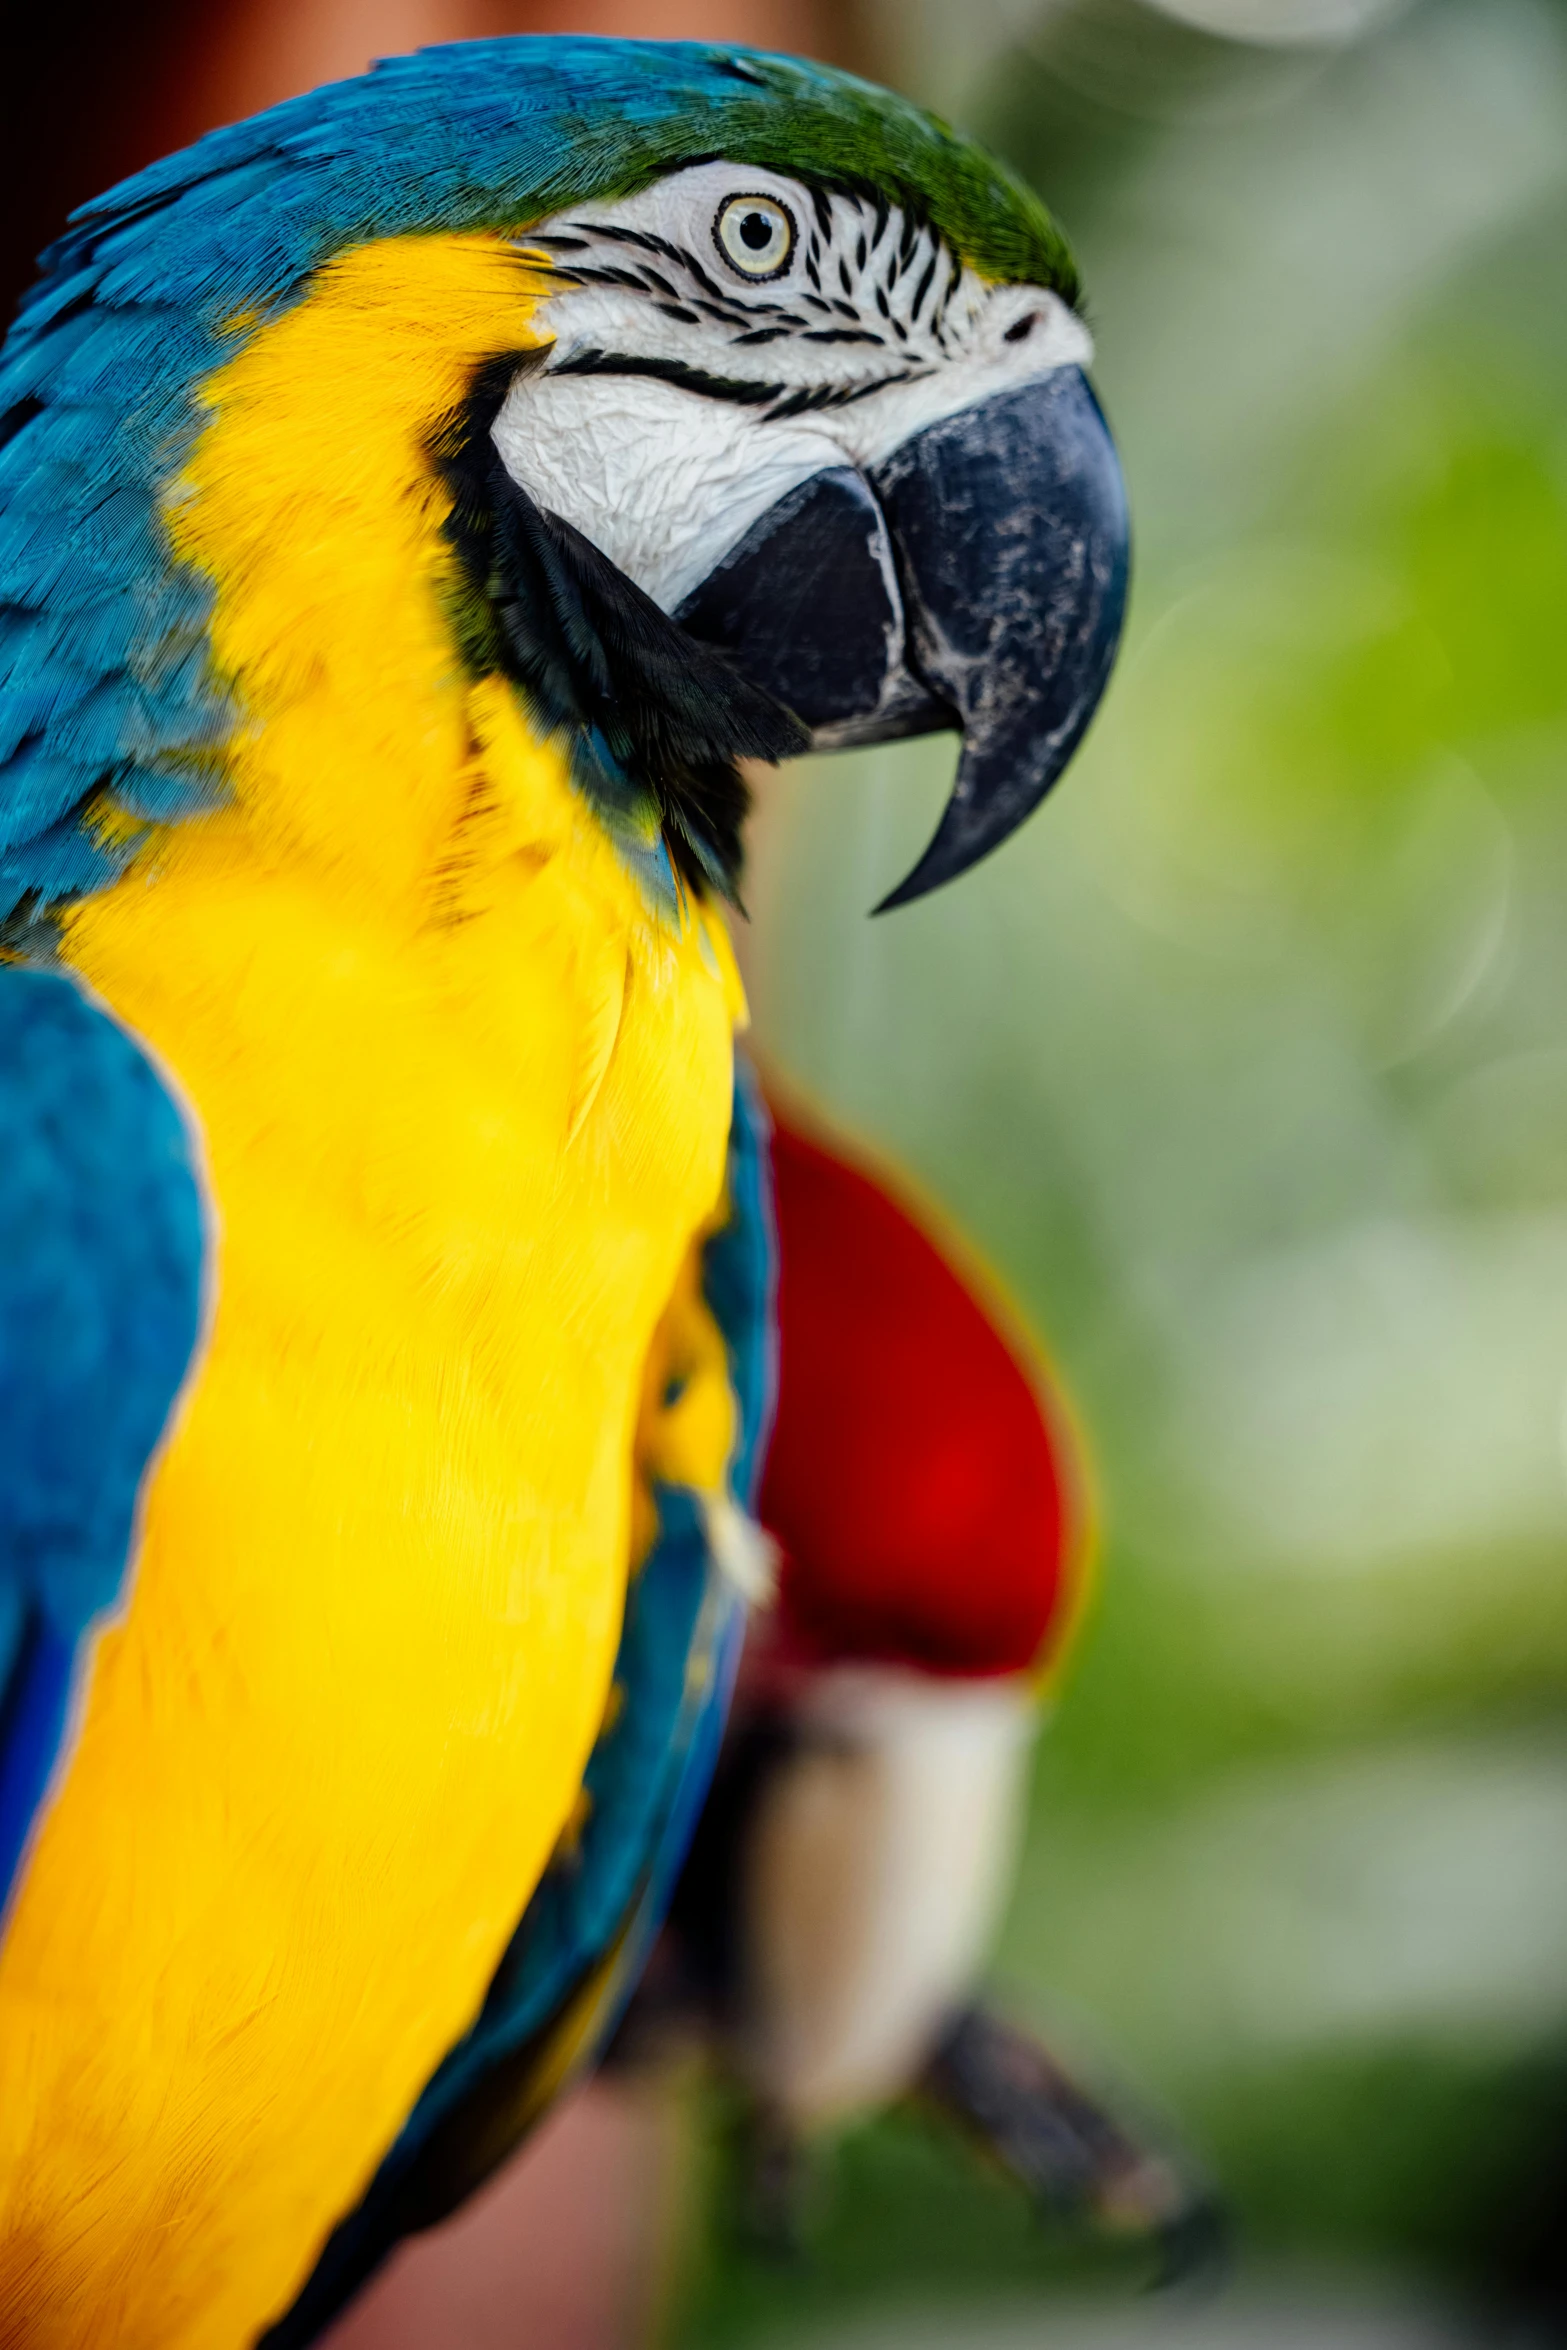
[564,262,656,293]
[556,220,816,330]
[934,248,960,327]
[550,346,784,404]
[431,356,807,905]
[910,253,937,320]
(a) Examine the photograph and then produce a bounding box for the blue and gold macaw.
[0,36,1127,2348]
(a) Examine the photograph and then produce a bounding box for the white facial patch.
[490,158,1093,615]
[494,375,847,617]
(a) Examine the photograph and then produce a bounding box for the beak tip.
[867,367,1129,913]
[676,370,1128,917]
[869,853,948,916]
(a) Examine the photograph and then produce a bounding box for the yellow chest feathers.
[0,234,745,2347]
[55,227,746,1770]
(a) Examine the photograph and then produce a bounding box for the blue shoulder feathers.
[0,966,205,1908]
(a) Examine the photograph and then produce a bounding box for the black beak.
[676,367,1128,911]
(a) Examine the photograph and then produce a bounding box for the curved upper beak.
[675,366,1129,912]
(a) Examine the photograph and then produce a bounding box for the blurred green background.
[676,1,1567,2342]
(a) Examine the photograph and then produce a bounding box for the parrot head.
[482,118,1127,910]
[0,37,1127,929]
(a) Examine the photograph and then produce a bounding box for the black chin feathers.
[433,357,806,905]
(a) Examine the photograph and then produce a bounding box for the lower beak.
[676,367,1129,912]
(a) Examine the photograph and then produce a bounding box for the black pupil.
[739,210,774,251]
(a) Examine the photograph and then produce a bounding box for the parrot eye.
[713,193,796,281]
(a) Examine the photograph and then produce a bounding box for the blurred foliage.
[673,0,1567,2340]
[674,2081,1153,2350]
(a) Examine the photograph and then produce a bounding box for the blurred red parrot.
[624,1083,1209,2261]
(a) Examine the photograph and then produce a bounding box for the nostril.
[1004,313,1039,344]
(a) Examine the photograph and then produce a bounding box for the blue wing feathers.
[0,966,206,1910]
[0,815,132,912]
[706,1054,778,1508]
